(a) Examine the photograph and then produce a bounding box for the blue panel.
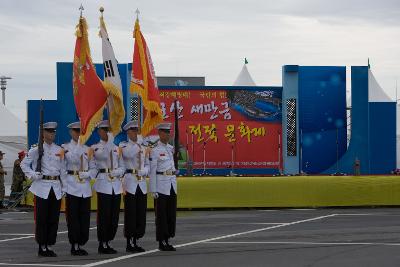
[369,102,396,173]
[298,66,347,174]
[282,65,300,174]
[324,67,370,174]
[56,62,77,145]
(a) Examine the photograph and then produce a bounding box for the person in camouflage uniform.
[0,151,7,208]
[10,151,26,200]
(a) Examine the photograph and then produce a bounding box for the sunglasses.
[160,129,171,134]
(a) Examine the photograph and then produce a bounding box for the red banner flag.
[73,17,108,144]
[130,18,163,136]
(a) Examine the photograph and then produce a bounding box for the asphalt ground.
[1,208,400,267]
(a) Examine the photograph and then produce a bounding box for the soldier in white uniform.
[90,120,124,254]
[119,120,149,253]
[61,121,92,256]
[21,122,64,257]
[149,122,178,251]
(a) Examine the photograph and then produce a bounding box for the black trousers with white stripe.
[34,188,61,246]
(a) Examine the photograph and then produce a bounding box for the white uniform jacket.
[149,141,177,195]
[61,140,93,198]
[119,139,149,195]
[21,142,64,200]
[90,138,124,195]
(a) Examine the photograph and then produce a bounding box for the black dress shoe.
[98,244,109,254]
[126,243,136,253]
[46,250,57,257]
[106,245,117,254]
[78,248,88,256]
[159,241,169,251]
[71,247,81,256]
[38,248,50,257]
[166,244,176,251]
[134,245,145,252]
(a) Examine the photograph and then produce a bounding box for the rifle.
[36,100,44,173]
[173,99,180,170]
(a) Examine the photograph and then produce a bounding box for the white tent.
[0,103,26,136]
[367,70,398,169]
[0,104,27,193]
[368,69,392,102]
[233,63,256,86]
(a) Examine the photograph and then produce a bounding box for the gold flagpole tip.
[135,8,140,21]
[99,7,104,13]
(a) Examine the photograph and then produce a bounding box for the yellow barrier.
[22,176,400,209]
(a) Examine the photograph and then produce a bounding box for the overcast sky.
[0,0,399,120]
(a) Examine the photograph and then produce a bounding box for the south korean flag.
[99,14,125,136]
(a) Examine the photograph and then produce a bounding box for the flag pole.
[79,4,84,18]
[134,8,142,134]
[99,7,114,132]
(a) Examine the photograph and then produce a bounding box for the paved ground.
[1,208,400,266]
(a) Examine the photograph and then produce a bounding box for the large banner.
[157,87,282,172]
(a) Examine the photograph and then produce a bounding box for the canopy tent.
[233,62,256,86]
[0,104,27,188]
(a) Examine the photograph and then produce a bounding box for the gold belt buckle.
[165,170,173,175]
[75,175,85,184]
[108,174,116,182]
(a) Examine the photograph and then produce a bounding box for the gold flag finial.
[135,8,140,21]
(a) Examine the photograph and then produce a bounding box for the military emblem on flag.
[73,15,108,144]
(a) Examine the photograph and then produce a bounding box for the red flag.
[130,19,163,136]
[73,17,108,144]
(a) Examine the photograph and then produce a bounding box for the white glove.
[61,186,67,197]
[31,172,43,180]
[138,170,147,177]
[79,171,91,179]
[110,169,121,178]
[152,192,159,199]
[175,170,180,175]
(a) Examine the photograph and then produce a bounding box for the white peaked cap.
[96,120,110,128]
[156,122,172,130]
[67,121,81,129]
[123,120,139,131]
[43,122,57,129]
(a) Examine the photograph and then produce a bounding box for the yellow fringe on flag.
[102,80,125,136]
[130,19,163,136]
[74,16,106,145]
[79,103,105,145]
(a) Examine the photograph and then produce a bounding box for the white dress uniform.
[90,120,124,253]
[62,122,93,256]
[20,121,63,256]
[62,140,92,198]
[149,122,178,249]
[120,139,149,194]
[90,139,124,194]
[149,141,177,195]
[21,142,64,200]
[120,120,150,252]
